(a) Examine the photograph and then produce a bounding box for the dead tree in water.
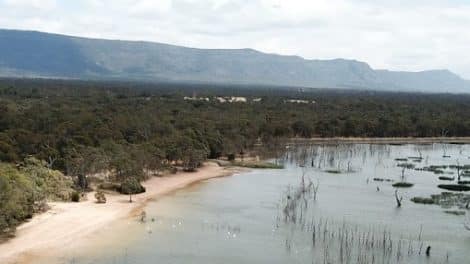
[395,190,403,207]
[465,202,470,231]
[312,179,320,201]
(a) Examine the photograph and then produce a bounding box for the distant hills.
[1,29,469,93]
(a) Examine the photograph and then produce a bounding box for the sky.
[1,0,470,78]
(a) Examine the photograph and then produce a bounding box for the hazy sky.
[1,0,470,78]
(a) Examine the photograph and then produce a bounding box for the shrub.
[0,164,36,233]
[0,160,74,235]
[71,191,80,202]
[227,153,236,161]
[95,190,106,204]
[21,157,74,201]
[98,182,120,192]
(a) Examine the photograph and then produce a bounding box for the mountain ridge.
[0,29,468,93]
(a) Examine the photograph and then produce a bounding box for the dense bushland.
[0,158,73,235]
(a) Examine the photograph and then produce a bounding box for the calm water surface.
[50,144,470,264]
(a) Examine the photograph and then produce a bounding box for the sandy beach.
[0,162,241,264]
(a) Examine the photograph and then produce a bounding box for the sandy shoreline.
[0,162,241,264]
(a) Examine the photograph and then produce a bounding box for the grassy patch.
[232,161,284,169]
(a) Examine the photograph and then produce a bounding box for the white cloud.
[0,0,469,78]
[3,0,57,11]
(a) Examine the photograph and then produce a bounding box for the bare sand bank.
[0,162,242,264]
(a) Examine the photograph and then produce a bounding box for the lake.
[49,144,470,264]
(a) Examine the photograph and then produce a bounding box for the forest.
[2,78,470,234]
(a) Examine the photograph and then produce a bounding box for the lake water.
[49,144,470,264]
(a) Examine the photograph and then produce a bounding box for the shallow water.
[50,144,470,264]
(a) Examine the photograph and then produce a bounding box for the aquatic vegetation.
[373,178,393,182]
[412,192,469,210]
[415,165,447,173]
[280,174,317,224]
[397,163,415,169]
[395,158,408,161]
[444,210,466,216]
[324,169,342,174]
[461,171,470,177]
[439,176,455,181]
[411,197,434,204]
[408,156,423,162]
[278,216,434,264]
[392,182,414,188]
[429,165,448,170]
[275,170,444,263]
[449,165,470,170]
[438,184,470,192]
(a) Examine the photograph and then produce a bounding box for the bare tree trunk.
[395,190,403,207]
[312,179,320,201]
